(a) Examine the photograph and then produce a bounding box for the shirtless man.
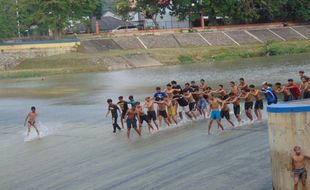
[144,97,159,130]
[299,70,310,82]
[249,84,263,121]
[199,79,208,91]
[207,95,224,135]
[239,89,253,122]
[197,93,207,119]
[275,82,292,102]
[230,81,240,95]
[300,76,310,99]
[219,99,235,128]
[125,106,141,139]
[135,102,155,133]
[154,98,171,128]
[24,106,40,137]
[184,91,197,120]
[291,146,310,190]
[164,96,178,125]
[213,84,229,100]
[228,93,242,126]
[238,78,249,92]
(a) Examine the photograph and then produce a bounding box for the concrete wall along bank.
[267,100,310,190]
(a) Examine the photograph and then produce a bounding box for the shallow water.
[0,54,309,190]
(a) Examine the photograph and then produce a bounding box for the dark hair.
[268,83,273,87]
[31,106,36,110]
[156,87,161,90]
[249,84,255,88]
[275,82,281,86]
[185,83,190,86]
[191,81,195,84]
[166,83,171,87]
[118,96,123,100]
[107,99,112,103]
[200,79,205,82]
[171,81,177,85]
[288,79,293,82]
[219,84,223,88]
[299,70,304,74]
[240,78,244,81]
[129,95,134,100]
[230,81,235,85]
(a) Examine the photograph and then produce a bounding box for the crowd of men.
[106,70,309,139]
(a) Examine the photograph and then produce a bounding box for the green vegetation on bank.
[0,40,309,79]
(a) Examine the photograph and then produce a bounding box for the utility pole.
[16,0,21,38]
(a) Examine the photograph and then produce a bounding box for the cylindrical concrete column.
[267,101,310,190]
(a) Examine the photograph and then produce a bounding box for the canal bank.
[1,40,310,79]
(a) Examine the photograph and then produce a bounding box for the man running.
[249,84,263,121]
[207,95,224,135]
[24,106,40,137]
[239,89,253,122]
[106,99,122,133]
[136,102,155,133]
[144,97,159,130]
[173,91,194,121]
[117,96,129,128]
[154,98,171,128]
[125,105,141,139]
[219,99,235,128]
[291,146,309,190]
[228,93,242,126]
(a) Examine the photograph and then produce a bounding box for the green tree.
[116,0,134,25]
[19,0,101,38]
[0,0,18,39]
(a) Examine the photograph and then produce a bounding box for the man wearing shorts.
[154,98,171,128]
[106,99,122,133]
[249,84,263,121]
[291,146,309,190]
[207,95,224,135]
[24,106,40,137]
[144,97,159,130]
[173,91,194,121]
[117,96,129,128]
[239,89,253,122]
[286,79,301,100]
[228,93,242,126]
[136,102,154,133]
[220,99,235,128]
[125,106,141,139]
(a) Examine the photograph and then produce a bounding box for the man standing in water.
[144,97,159,130]
[125,105,141,139]
[291,146,309,190]
[117,96,129,128]
[135,102,154,133]
[106,99,122,133]
[239,89,254,122]
[207,95,224,135]
[249,84,263,121]
[24,106,40,137]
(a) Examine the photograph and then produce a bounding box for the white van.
[112,25,138,32]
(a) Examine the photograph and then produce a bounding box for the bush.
[179,55,195,64]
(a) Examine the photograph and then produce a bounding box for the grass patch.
[179,55,195,64]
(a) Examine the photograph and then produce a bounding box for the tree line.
[0,0,309,39]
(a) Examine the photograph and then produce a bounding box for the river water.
[0,54,309,190]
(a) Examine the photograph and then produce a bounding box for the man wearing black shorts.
[106,99,122,133]
[136,102,154,133]
[117,96,129,128]
[239,89,253,122]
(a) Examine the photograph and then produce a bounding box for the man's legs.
[208,120,213,135]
